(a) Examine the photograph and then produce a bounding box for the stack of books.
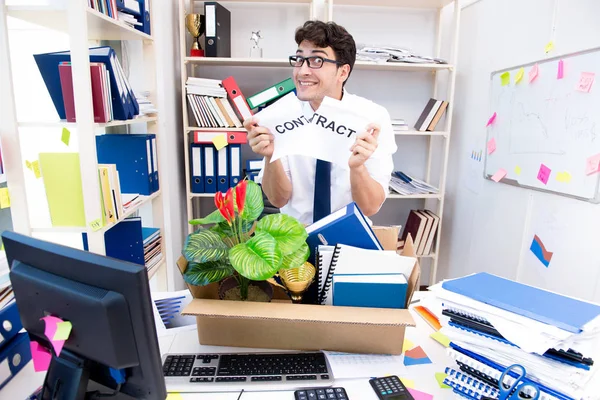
[398,210,440,256]
[135,91,158,116]
[98,164,123,224]
[391,118,409,131]
[424,273,600,399]
[414,98,449,131]
[186,77,243,128]
[389,171,439,196]
[143,227,162,274]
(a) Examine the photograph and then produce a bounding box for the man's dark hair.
[294,20,356,85]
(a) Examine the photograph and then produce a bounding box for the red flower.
[224,188,235,221]
[235,180,247,215]
[214,191,233,223]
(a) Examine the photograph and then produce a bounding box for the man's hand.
[244,117,274,158]
[349,123,380,169]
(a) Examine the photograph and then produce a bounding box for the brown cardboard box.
[180,228,420,355]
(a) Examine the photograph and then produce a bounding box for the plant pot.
[218,276,273,302]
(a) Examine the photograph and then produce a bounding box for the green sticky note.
[435,372,451,389]
[430,331,450,347]
[515,67,525,84]
[53,321,73,341]
[212,135,228,151]
[61,128,71,146]
[90,218,103,231]
[500,71,510,86]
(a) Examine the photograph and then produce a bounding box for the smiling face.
[293,40,350,110]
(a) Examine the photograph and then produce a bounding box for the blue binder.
[96,134,154,195]
[228,144,242,188]
[332,274,407,309]
[33,46,139,121]
[190,144,204,193]
[150,137,159,192]
[203,145,217,194]
[0,301,23,348]
[137,0,151,35]
[116,0,141,16]
[104,218,144,266]
[0,332,32,390]
[216,147,229,192]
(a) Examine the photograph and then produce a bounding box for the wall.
[440,0,600,302]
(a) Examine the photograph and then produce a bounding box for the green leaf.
[214,219,255,238]
[183,229,228,263]
[234,180,264,221]
[281,242,310,270]
[256,213,308,255]
[183,260,234,286]
[229,232,282,280]
[189,208,225,225]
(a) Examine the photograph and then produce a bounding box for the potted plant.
[181,179,310,302]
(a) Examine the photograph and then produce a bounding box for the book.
[427,100,449,131]
[414,98,445,131]
[332,273,408,309]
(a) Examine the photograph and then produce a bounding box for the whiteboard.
[484,47,600,202]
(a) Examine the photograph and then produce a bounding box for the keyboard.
[162,351,334,393]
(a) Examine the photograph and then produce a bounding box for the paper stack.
[423,273,600,400]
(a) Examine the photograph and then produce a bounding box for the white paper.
[151,290,197,337]
[323,351,405,379]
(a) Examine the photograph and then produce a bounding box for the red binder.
[227,131,247,144]
[58,62,108,123]
[222,76,253,122]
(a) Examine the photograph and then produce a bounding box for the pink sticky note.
[407,388,434,400]
[537,164,551,185]
[30,341,52,372]
[529,64,539,83]
[486,112,497,127]
[585,153,600,175]
[557,60,564,79]
[41,316,66,356]
[576,72,595,92]
[491,168,507,182]
[487,138,497,155]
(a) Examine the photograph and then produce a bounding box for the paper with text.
[322,351,405,379]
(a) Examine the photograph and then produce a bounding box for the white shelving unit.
[0,0,168,289]
[178,0,459,285]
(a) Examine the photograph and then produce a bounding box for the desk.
[2,298,454,399]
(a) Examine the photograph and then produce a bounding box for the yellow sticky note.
[31,160,41,179]
[430,331,450,347]
[25,160,32,170]
[61,127,71,146]
[500,71,510,86]
[403,338,415,353]
[53,321,72,341]
[400,378,415,389]
[515,165,522,175]
[556,171,572,183]
[515,67,525,84]
[0,188,10,209]
[166,394,184,400]
[89,218,103,231]
[545,40,555,54]
[212,135,228,151]
[435,372,451,389]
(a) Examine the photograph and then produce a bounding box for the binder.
[58,62,109,123]
[116,0,141,16]
[247,78,296,109]
[216,147,229,192]
[0,332,32,391]
[222,76,253,122]
[151,137,159,192]
[104,217,144,266]
[194,131,226,144]
[246,158,264,172]
[227,131,247,144]
[96,134,155,195]
[190,144,204,193]
[0,301,23,347]
[203,145,217,193]
[332,273,407,309]
[228,144,242,188]
[136,0,151,35]
[247,171,259,183]
[204,2,231,57]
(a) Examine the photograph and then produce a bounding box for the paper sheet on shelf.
[323,351,405,379]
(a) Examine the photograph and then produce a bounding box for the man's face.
[292,40,348,104]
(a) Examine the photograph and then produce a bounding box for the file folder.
[116,0,141,16]
[194,131,226,144]
[247,171,259,183]
[96,134,154,195]
[0,301,23,347]
[227,131,247,144]
[246,158,264,172]
[0,332,32,391]
[332,274,408,309]
[104,217,144,265]
[190,144,204,193]
[151,137,159,192]
[222,76,253,122]
[136,0,151,35]
[216,147,229,192]
[247,78,296,109]
[204,2,231,57]
[203,145,217,193]
[228,144,242,188]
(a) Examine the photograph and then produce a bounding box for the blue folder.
[332,274,407,309]
[0,301,23,348]
[216,147,229,193]
[203,145,217,194]
[228,144,242,188]
[104,218,144,266]
[442,272,600,333]
[190,144,204,193]
[0,332,32,390]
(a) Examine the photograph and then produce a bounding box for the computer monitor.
[2,231,167,400]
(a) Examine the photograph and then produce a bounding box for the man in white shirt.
[244,20,397,224]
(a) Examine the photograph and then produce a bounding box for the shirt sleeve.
[256,156,291,184]
[364,106,397,202]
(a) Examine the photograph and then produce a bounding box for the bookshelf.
[0,0,169,289]
[178,0,459,285]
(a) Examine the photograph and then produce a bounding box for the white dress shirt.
[258,90,397,224]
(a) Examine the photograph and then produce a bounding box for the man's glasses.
[289,55,342,69]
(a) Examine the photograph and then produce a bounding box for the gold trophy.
[268,262,316,304]
[185,14,205,57]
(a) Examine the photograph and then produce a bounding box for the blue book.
[0,301,23,348]
[442,272,600,333]
[142,227,160,245]
[104,218,144,266]
[0,332,32,390]
[332,274,407,309]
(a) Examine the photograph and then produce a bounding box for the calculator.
[294,387,349,400]
[369,375,414,400]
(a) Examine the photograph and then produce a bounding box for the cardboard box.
[180,228,420,355]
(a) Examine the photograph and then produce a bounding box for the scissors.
[497,364,541,400]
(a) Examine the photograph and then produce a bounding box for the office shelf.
[18,115,158,129]
[332,0,454,8]
[394,130,448,137]
[388,193,442,200]
[186,126,246,132]
[147,258,166,280]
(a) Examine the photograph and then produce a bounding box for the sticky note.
[500,71,510,86]
[435,372,451,389]
[576,72,595,93]
[166,394,184,400]
[403,338,415,352]
[557,60,564,79]
[515,67,525,84]
[430,331,450,347]
[556,171,571,183]
[491,168,507,182]
[586,153,600,175]
[529,63,539,83]
[537,164,551,185]
[212,135,228,151]
[89,218,103,231]
[486,112,497,127]
[30,342,52,372]
[25,160,32,170]
[515,166,522,175]
[400,378,415,389]
[53,321,72,341]
[544,41,555,54]
[31,160,41,179]
[487,138,497,155]
[41,315,66,356]
[61,127,71,146]
[407,388,433,400]
[0,188,10,209]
